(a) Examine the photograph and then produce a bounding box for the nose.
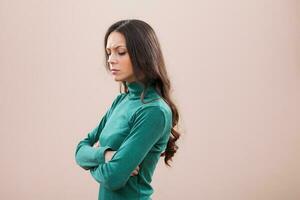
[107,53,117,64]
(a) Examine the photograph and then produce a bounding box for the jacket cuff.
[95,146,113,164]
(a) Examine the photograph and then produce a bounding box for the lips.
[111,69,120,75]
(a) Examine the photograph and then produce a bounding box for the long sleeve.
[75,94,124,170]
[75,113,111,170]
[89,106,169,191]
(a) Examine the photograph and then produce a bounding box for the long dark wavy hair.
[103,19,180,166]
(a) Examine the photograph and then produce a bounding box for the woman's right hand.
[104,150,140,176]
[130,165,140,176]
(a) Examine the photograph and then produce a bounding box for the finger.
[131,172,137,176]
[134,166,140,173]
[93,141,99,148]
[131,170,138,176]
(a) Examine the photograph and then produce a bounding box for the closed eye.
[106,51,127,56]
[118,52,126,55]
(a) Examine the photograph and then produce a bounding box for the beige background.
[0,0,299,199]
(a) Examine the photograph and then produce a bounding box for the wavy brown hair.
[103,19,180,166]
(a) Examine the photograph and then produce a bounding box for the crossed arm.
[75,106,166,191]
[93,141,140,176]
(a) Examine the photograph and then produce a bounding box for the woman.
[75,19,181,200]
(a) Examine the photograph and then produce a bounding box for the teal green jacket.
[75,81,172,200]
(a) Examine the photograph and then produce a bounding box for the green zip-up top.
[75,81,172,200]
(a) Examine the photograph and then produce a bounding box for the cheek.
[121,56,133,72]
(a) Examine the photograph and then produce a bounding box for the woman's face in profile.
[106,31,135,83]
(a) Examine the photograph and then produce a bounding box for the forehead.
[106,32,126,49]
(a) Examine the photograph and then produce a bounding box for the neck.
[125,81,157,99]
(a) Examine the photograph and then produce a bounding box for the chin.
[113,75,132,82]
[113,76,124,82]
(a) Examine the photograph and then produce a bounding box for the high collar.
[125,81,157,100]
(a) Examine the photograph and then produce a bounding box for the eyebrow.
[106,45,126,50]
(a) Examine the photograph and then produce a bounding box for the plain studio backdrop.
[0,0,299,199]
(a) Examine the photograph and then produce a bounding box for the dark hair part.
[104,19,180,166]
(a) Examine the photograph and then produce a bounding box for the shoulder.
[131,99,172,126]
